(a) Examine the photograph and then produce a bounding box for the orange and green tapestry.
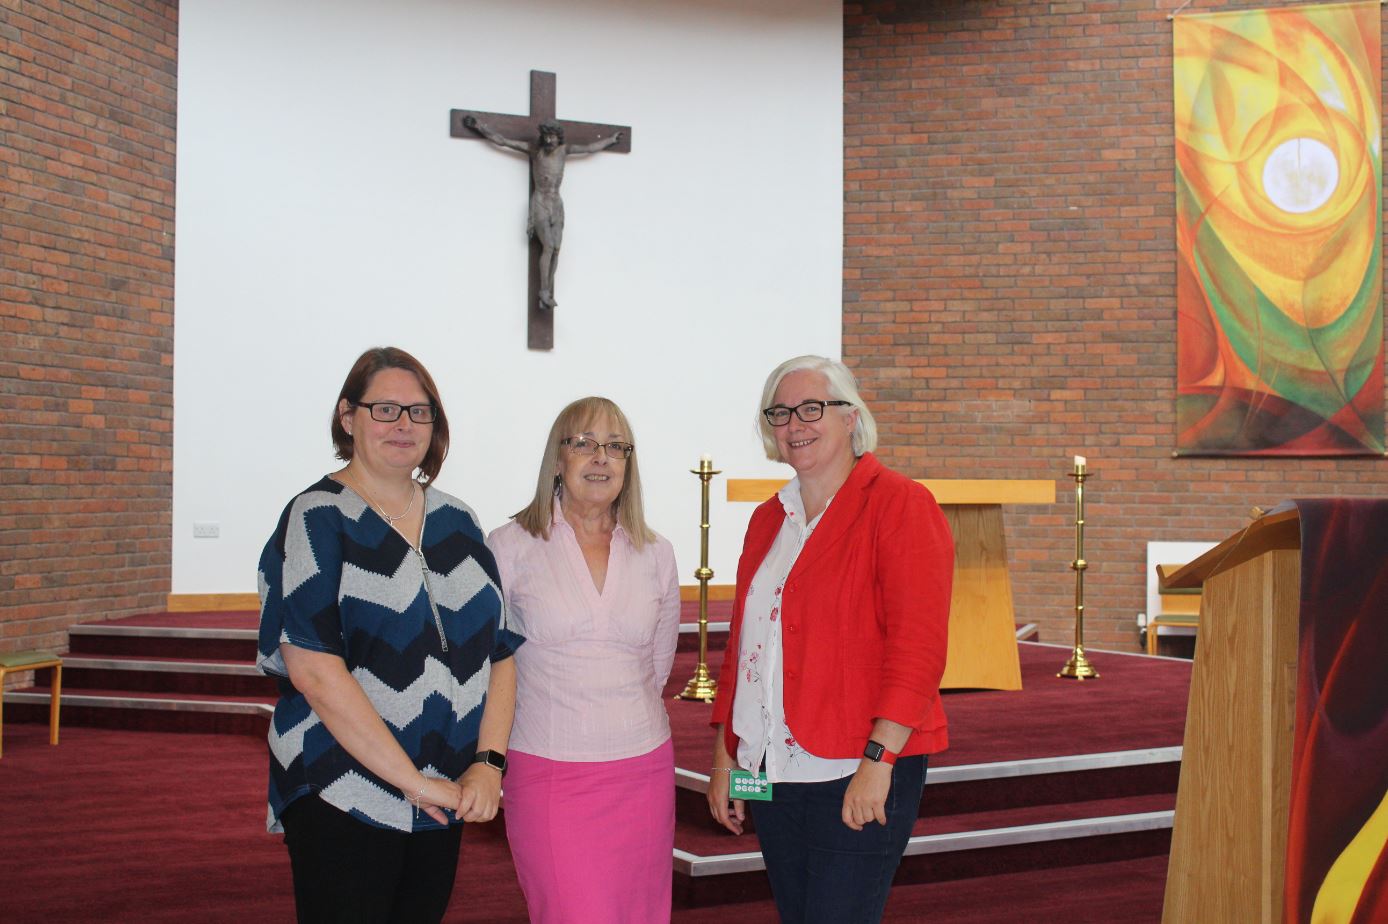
[1173,2,1383,456]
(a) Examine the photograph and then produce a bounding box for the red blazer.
[711,452,954,760]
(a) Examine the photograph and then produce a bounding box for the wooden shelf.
[727,478,1056,505]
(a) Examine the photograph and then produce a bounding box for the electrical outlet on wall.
[193,522,220,539]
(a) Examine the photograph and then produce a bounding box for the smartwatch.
[862,740,898,766]
[472,749,508,776]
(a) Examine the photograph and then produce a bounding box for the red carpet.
[1,613,1185,923]
[0,723,1167,923]
[0,723,296,922]
[0,722,531,923]
[666,640,1190,772]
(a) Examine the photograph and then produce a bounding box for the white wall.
[173,0,844,592]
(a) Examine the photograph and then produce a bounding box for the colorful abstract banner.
[1286,499,1388,924]
[1173,2,1384,456]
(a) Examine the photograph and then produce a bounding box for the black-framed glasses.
[354,402,438,424]
[561,437,634,459]
[763,400,852,427]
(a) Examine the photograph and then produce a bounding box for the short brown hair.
[330,347,450,483]
[512,396,655,548]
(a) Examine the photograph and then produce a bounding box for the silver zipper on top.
[414,547,449,652]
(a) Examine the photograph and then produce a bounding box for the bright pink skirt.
[503,739,674,924]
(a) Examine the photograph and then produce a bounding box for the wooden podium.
[727,478,1055,691]
[1158,508,1302,924]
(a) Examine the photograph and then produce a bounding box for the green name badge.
[729,770,773,801]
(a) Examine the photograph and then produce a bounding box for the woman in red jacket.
[707,355,954,924]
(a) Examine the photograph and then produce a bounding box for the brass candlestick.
[1059,455,1099,680]
[676,455,719,702]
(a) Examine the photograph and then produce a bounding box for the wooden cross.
[451,71,631,351]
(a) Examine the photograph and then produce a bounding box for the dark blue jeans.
[749,755,927,924]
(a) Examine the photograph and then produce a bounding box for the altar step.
[669,747,1179,906]
[3,613,270,735]
[4,605,736,734]
[675,808,1173,908]
[663,640,1189,906]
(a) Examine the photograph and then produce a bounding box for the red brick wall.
[844,0,1388,652]
[0,0,177,654]
[2,0,1384,661]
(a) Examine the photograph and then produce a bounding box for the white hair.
[757,355,879,461]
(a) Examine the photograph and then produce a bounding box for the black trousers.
[280,793,464,924]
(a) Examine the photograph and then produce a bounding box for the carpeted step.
[57,653,275,697]
[672,747,1181,829]
[660,640,1189,904]
[674,790,1175,861]
[920,749,1180,816]
[64,610,731,658]
[6,685,273,736]
[671,798,1173,908]
[678,599,734,624]
[676,619,730,653]
[6,613,274,735]
[68,619,259,661]
[89,611,262,629]
[671,852,1167,922]
[676,600,732,653]
[664,643,1191,773]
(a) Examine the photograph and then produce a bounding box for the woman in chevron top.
[487,396,681,923]
[256,346,524,924]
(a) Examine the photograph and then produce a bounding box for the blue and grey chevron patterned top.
[256,477,524,833]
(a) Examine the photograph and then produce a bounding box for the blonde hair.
[757,355,878,461]
[512,396,656,548]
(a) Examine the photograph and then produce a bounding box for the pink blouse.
[487,500,681,762]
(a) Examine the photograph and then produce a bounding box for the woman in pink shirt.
[487,396,681,924]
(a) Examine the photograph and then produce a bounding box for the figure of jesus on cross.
[452,71,630,349]
[462,115,623,310]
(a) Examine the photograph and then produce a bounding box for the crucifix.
[451,70,631,351]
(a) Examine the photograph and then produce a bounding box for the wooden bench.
[0,651,62,759]
[1150,565,1201,655]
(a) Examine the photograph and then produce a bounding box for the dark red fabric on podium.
[1284,499,1388,924]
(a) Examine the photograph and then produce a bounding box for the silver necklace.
[345,475,417,525]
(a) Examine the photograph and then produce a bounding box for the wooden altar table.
[726,478,1056,691]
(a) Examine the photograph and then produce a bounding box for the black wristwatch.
[472,749,508,776]
[863,740,898,766]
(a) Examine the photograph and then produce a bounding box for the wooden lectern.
[728,478,1055,691]
[1158,508,1302,924]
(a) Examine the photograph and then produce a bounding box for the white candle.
[1074,455,1086,467]
[700,453,712,465]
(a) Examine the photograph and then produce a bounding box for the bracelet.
[711,767,736,773]
[408,779,428,820]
